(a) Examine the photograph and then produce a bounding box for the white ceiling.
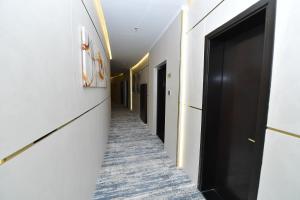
[101,0,186,72]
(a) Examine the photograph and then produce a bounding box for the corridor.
[1,0,300,199]
[93,106,204,200]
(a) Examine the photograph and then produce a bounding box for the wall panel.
[0,0,110,199]
[267,0,300,135]
[184,23,206,108]
[149,14,182,164]
[258,130,300,200]
[0,0,110,158]
[187,0,223,30]
[0,100,110,200]
[181,106,202,184]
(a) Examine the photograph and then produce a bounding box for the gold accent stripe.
[0,97,110,166]
[179,102,202,111]
[187,0,225,33]
[0,143,34,165]
[188,105,202,111]
[267,127,300,139]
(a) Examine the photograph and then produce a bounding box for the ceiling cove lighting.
[130,53,150,111]
[177,6,188,168]
[110,73,124,80]
[131,53,150,71]
[94,0,113,60]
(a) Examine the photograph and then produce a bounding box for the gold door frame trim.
[267,127,300,139]
[0,96,110,166]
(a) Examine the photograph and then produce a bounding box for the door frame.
[140,83,148,123]
[155,61,167,141]
[198,0,276,199]
[124,80,128,107]
[120,81,124,105]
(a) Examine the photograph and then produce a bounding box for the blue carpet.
[93,106,205,200]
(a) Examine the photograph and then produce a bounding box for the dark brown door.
[120,81,124,105]
[126,80,130,108]
[140,84,147,123]
[199,1,276,199]
[156,64,166,143]
[216,23,264,200]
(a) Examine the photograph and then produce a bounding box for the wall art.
[81,26,107,88]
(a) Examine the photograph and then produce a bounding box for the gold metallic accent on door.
[248,138,256,143]
[267,127,300,139]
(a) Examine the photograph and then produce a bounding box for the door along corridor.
[93,105,204,200]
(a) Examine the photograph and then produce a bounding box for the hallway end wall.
[0,0,111,199]
[149,14,182,164]
[111,72,130,106]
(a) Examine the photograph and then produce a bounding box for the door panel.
[126,80,130,108]
[140,84,147,123]
[120,81,124,105]
[156,64,166,143]
[216,23,265,200]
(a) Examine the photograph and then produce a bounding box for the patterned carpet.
[93,105,204,200]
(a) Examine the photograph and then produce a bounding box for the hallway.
[93,106,204,200]
[2,0,300,199]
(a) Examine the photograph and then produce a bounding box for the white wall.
[0,102,110,200]
[181,0,300,199]
[258,0,300,199]
[0,0,110,199]
[258,130,300,200]
[149,14,182,164]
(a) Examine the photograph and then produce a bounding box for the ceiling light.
[94,0,113,60]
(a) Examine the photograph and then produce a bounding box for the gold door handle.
[248,138,256,143]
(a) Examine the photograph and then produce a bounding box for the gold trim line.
[0,97,110,166]
[0,143,33,165]
[188,105,202,111]
[179,102,202,111]
[267,127,300,139]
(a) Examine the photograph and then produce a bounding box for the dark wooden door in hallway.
[216,22,264,200]
[156,63,166,143]
[120,81,124,105]
[199,1,276,200]
[140,84,147,123]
